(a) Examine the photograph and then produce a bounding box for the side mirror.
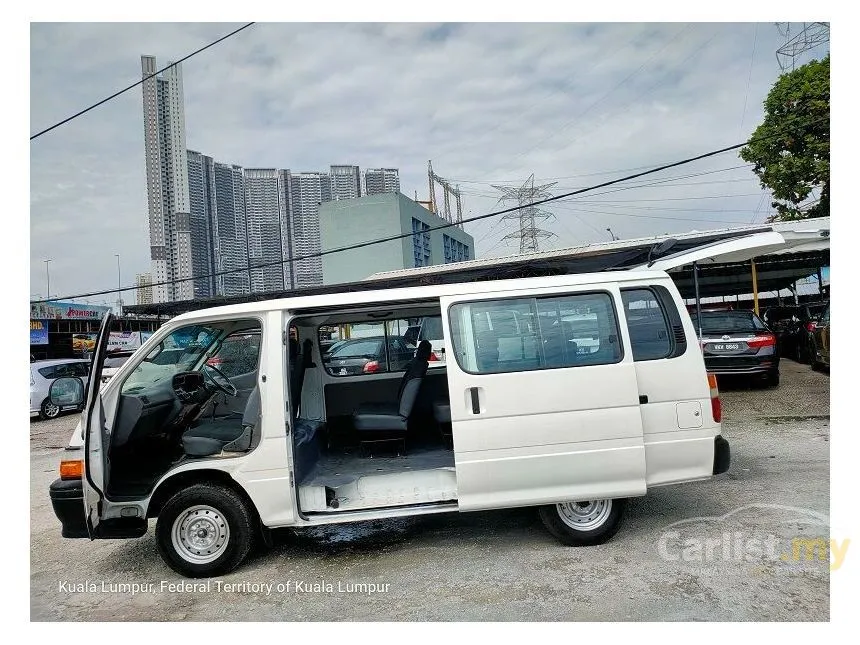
[49,377,85,407]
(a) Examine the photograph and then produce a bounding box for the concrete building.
[244,169,290,292]
[135,273,153,305]
[319,193,475,285]
[186,150,216,298]
[211,162,251,296]
[289,172,332,288]
[364,168,400,195]
[141,55,194,303]
[329,165,361,200]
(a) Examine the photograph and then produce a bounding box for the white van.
[49,269,729,577]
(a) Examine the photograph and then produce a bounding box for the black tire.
[39,397,61,420]
[810,340,822,371]
[539,498,626,546]
[155,483,255,578]
[765,369,780,387]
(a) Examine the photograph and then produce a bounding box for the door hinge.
[282,330,288,346]
[289,471,294,488]
[639,395,649,404]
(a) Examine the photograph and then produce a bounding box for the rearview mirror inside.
[49,377,85,407]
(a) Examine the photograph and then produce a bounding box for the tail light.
[708,373,722,423]
[746,334,776,349]
[805,322,817,333]
[428,352,439,362]
[206,356,223,367]
[363,360,380,374]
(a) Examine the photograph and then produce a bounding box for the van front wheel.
[155,483,254,578]
[539,498,626,546]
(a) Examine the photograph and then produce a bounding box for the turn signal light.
[60,459,83,480]
[428,352,440,361]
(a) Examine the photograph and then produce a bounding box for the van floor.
[300,444,455,488]
[298,444,457,513]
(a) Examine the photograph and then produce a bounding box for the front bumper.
[49,478,88,538]
[713,436,731,475]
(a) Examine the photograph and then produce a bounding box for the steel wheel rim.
[44,401,59,418]
[171,505,230,564]
[556,499,612,531]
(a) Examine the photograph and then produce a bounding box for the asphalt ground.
[30,358,830,621]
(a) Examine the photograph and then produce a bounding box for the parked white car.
[30,359,90,420]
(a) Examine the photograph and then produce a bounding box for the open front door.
[440,286,647,512]
[81,313,113,538]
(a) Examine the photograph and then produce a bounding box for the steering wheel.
[202,363,238,397]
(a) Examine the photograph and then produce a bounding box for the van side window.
[319,318,414,376]
[621,288,672,361]
[448,292,622,374]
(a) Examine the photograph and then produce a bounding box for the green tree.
[740,55,829,220]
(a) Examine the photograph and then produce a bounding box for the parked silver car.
[30,359,90,420]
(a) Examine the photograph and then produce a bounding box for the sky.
[29,22,830,306]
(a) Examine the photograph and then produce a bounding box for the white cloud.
[30,21,829,301]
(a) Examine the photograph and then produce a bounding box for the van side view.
[49,270,729,577]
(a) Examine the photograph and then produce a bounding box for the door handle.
[639,395,649,404]
[469,387,481,414]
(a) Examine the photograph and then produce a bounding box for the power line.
[30,23,255,141]
[31,115,827,305]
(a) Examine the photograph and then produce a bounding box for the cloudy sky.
[30,22,829,305]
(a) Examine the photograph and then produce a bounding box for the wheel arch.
[147,469,261,526]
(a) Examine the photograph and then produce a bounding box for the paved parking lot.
[30,359,830,621]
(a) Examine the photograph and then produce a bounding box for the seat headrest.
[416,339,432,361]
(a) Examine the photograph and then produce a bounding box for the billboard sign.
[30,320,49,345]
[30,300,112,321]
[107,331,142,352]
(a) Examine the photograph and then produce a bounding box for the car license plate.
[712,343,741,351]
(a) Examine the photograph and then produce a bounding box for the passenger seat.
[352,340,432,443]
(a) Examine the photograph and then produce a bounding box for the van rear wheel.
[155,483,254,578]
[539,498,626,546]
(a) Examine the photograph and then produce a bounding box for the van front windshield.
[122,325,221,392]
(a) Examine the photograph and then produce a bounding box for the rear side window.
[621,289,672,361]
[38,362,88,379]
[448,292,622,374]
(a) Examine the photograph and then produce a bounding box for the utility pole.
[115,254,123,316]
[44,259,51,301]
[493,175,557,254]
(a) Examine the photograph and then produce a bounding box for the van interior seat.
[352,340,431,437]
[432,400,451,424]
[182,386,260,457]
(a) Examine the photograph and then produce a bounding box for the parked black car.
[691,310,780,386]
[762,302,828,362]
[322,336,415,375]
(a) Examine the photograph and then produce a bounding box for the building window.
[443,235,470,263]
[412,218,431,267]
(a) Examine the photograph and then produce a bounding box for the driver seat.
[182,386,261,457]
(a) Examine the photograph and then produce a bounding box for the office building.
[186,150,216,298]
[319,193,474,285]
[141,55,194,303]
[329,165,361,200]
[135,273,153,305]
[364,168,400,195]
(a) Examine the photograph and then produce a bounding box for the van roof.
[170,269,671,325]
